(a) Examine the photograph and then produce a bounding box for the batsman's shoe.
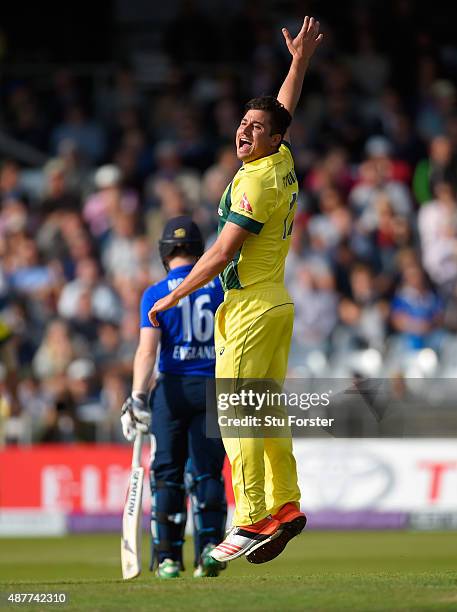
[245,503,307,564]
[193,544,227,577]
[156,558,180,578]
[210,516,282,563]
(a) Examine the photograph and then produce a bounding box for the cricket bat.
[121,431,144,580]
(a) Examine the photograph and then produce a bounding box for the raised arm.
[277,16,323,142]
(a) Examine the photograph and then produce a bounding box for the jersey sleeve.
[0,319,12,345]
[140,286,162,328]
[228,174,276,235]
[280,140,293,161]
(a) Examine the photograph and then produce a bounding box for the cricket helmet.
[159,215,204,269]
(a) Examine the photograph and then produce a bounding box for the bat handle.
[131,431,143,468]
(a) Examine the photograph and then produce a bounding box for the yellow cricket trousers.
[214,281,301,525]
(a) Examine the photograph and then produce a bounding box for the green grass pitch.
[1,531,457,611]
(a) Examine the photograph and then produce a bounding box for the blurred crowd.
[1,0,457,444]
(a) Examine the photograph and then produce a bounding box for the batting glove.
[121,394,151,441]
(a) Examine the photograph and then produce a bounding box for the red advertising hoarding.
[0,445,234,513]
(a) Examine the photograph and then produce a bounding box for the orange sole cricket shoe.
[210,515,282,563]
[245,503,307,564]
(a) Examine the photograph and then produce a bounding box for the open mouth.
[238,138,252,154]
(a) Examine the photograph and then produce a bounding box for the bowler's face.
[236,109,280,163]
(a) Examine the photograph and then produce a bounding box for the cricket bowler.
[148,17,323,564]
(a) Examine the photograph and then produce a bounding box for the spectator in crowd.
[116,312,140,376]
[390,263,444,352]
[40,158,80,217]
[51,105,106,165]
[57,138,92,197]
[145,179,189,246]
[305,146,354,198]
[101,211,139,281]
[57,256,122,323]
[316,185,353,245]
[417,79,456,142]
[413,135,457,205]
[67,288,100,344]
[93,321,124,377]
[17,375,56,441]
[353,191,416,279]
[35,161,83,264]
[144,140,201,211]
[0,159,27,206]
[32,318,88,382]
[0,318,20,434]
[0,198,30,240]
[83,164,139,241]
[349,138,413,221]
[418,180,457,294]
[66,358,104,441]
[7,237,62,321]
[289,261,339,354]
[0,299,37,367]
[337,263,387,352]
[100,371,128,441]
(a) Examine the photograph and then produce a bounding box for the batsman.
[121,216,227,578]
[148,17,323,564]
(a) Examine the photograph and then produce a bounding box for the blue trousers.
[150,375,226,568]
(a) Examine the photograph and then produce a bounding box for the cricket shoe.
[245,503,307,564]
[210,516,282,563]
[156,558,180,578]
[193,543,227,577]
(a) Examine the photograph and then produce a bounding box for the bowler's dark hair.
[244,96,292,137]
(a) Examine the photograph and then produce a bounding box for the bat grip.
[131,431,143,468]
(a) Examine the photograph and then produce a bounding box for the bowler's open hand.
[282,15,323,62]
[148,293,179,326]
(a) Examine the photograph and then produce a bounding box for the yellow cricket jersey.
[0,319,12,346]
[218,142,298,291]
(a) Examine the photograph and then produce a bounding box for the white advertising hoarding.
[293,439,457,511]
